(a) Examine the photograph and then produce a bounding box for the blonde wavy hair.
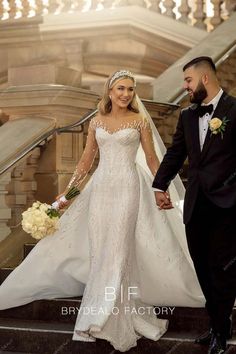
[98,70,139,115]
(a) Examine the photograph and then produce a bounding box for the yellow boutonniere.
[209,117,229,139]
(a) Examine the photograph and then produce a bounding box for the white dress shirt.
[199,88,223,150]
[153,88,224,192]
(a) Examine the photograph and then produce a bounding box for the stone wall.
[217,50,236,96]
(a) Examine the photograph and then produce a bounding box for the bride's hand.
[55,193,69,209]
[155,191,173,210]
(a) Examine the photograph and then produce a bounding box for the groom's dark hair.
[183,56,216,73]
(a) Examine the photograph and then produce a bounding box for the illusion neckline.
[96,127,140,135]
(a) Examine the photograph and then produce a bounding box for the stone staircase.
[0,244,236,353]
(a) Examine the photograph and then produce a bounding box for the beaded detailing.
[66,116,155,190]
[67,165,87,190]
[90,117,150,134]
[67,122,98,190]
[109,70,136,88]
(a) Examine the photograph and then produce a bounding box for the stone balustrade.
[0,0,235,31]
[0,147,42,242]
[5,148,41,230]
[0,83,99,241]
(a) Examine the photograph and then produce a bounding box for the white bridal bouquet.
[21,186,80,240]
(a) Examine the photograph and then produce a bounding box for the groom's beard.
[189,81,208,104]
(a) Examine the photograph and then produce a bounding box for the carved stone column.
[6,148,41,228]
[22,148,41,208]
[178,0,191,23]
[211,0,224,28]
[48,0,60,14]
[69,0,84,12]
[6,164,27,229]
[8,0,17,19]
[0,0,5,19]
[193,0,207,29]
[21,0,31,17]
[35,0,45,15]
[0,172,11,241]
[149,0,161,13]
[163,0,175,18]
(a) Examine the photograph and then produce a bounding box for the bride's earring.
[109,95,112,101]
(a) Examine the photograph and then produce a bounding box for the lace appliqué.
[90,116,150,135]
[66,121,98,190]
[66,114,158,189]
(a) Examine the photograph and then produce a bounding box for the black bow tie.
[196,104,214,117]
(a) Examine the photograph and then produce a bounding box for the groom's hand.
[155,191,173,210]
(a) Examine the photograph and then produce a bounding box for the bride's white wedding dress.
[0,106,204,352]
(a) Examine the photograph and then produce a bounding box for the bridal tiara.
[109,70,136,88]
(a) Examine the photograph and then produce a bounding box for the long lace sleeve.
[140,118,160,177]
[66,119,98,191]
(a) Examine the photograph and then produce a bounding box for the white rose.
[39,204,48,213]
[38,226,47,233]
[32,201,41,209]
[22,222,32,233]
[209,117,222,131]
[32,231,43,240]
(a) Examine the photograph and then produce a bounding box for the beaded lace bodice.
[94,127,140,186]
[67,115,158,190]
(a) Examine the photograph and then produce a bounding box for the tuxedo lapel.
[200,92,233,161]
[189,105,201,158]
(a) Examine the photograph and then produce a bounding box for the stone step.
[23,243,35,259]
[0,267,233,332]
[0,268,13,285]
[0,352,36,354]
[0,243,35,285]
[0,297,235,334]
[1,317,235,354]
[0,298,81,324]
[1,244,236,353]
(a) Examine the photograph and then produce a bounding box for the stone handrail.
[0,0,235,31]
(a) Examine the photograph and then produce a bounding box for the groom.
[153,56,236,354]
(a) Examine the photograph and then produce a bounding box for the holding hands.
[155,191,173,210]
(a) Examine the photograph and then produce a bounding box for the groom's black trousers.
[185,188,236,337]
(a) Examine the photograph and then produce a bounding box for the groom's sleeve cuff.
[153,188,164,192]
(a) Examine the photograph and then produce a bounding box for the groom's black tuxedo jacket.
[153,92,236,224]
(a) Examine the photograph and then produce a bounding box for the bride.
[0,70,203,352]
